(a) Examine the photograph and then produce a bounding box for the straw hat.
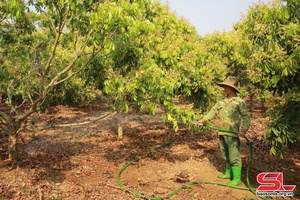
[217,76,239,93]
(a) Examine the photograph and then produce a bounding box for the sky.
[160,0,271,36]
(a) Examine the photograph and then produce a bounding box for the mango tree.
[0,0,108,162]
[88,0,225,139]
[236,0,300,157]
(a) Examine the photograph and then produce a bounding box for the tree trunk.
[8,133,18,162]
[117,112,123,140]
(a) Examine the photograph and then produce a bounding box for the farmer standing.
[197,76,250,186]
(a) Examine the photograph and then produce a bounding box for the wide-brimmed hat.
[217,76,239,93]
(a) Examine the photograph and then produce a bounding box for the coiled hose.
[116,123,270,199]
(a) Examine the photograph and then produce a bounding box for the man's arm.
[197,102,219,126]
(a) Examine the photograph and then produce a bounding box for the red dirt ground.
[0,100,299,200]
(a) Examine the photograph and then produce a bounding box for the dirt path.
[0,102,299,200]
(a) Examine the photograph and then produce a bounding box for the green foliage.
[88,0,222,127]
[0,10,38,100]
[233,0,300,156]
[264,96,300,157]
[0,0,102,108]
[161,101,196,132]
[236,0,300,94]
[41,77,97,110]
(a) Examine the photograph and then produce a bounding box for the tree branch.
[44,30,98,90]
[0,111,9,124]
[54,46,103,86]
[33,4,57,34]
[29,111,116,131]
[7,80,17,115]
[40,6,70,89]
[18,95,44,123]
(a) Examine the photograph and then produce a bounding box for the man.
[197,76,250,186]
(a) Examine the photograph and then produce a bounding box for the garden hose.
[116,133,193,200]
[116,123,270,200]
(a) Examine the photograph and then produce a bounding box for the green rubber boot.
[226,166,242,186]
[217,163,232,179]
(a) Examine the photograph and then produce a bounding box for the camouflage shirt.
[203,96,250,137]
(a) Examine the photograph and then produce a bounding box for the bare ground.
[0,100,299,200]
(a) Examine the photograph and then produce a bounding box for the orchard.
[0,0,299,199]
